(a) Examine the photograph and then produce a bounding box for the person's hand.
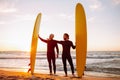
[56,54,59,58]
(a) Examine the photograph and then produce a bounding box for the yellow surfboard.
[28,13,42,75]
[75,3,87,77]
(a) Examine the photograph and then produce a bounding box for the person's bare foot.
[64,74,67,77]
[50,73,53,75]
[72,73,75,77]
[83,72,84,75]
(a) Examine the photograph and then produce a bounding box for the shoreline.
[0,69,120,80]
[0,68,120,78]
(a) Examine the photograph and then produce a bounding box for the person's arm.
[56,43,59,58]
[71,41,76,49]
[38,35,47,43]
[56,40,63,44]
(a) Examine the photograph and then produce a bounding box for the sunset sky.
[0,0,120,51]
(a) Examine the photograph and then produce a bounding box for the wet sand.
[0,70,120,80]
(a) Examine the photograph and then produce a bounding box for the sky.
[0,0,120,51]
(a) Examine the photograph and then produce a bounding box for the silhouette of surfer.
[38,34,59,75]
[56,33,76,77]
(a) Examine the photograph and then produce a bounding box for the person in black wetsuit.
[56,33,76,77]
[38,34,59,75]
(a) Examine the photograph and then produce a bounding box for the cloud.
[0,21,5,24]
[88,0,102,11]
[14,14,35,21]
[58,13,73,21]
[0,8,17,13]
[112,0,120,5]
[0,0,35,25]
[0,14,35,25]
[42,13,74,23]
[88,16,96,23]
[12,14,35,24]
[0,1,17,13]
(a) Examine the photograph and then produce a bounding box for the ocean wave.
[0,51,120,75]
[86,67,120,75]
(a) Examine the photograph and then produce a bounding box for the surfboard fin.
[27,68,31,73]
[28,63,31,66]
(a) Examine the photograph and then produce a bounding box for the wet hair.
[49,34,54,40]
[64,33,69,39]
[50,34,54,37]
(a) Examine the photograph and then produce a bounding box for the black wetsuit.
[39,37,59,74]
[57,40,75,75]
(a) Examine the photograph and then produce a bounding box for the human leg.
[52,54,56,74]
[67,55,75,75]
[62,55,67,76]
[47,54,52,74]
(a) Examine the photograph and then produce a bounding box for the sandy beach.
[0,70,120,80]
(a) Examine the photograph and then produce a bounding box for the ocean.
[0,51,120,77]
